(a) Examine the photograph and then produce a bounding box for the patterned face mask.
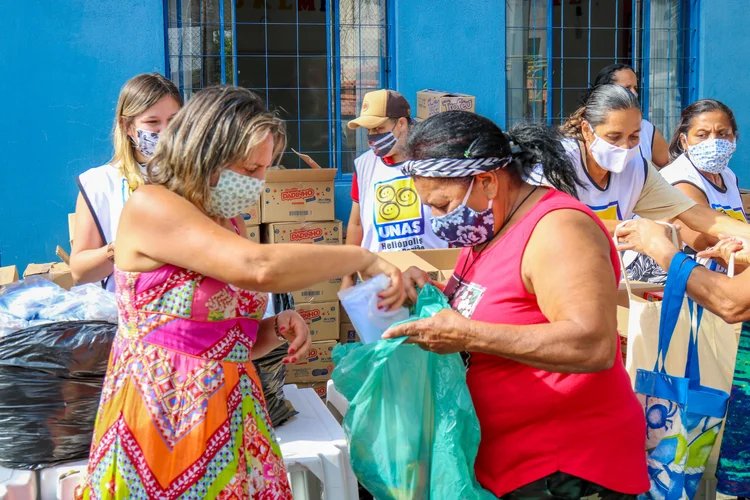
[430,178,495,247]
[368,131,398,157]
[136,129,160,157]
[207,170,265,219]
[686,137,736,174]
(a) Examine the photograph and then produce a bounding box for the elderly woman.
[76,87,405,499]
[618,219,750,498]
[384,111,648,499]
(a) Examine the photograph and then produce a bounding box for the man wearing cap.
[342,89,447,288]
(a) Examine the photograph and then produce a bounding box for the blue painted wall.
[698,0,750,187]
[391,0,506,126]
[0,0,166,270]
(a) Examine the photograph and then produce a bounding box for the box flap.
[24,263,54,276]
[0,266,19,286]
[412,249,461,271]
[377,251,439,273]
[266,168,338,183]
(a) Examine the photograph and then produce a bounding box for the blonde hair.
[148,86,286,213]
[111,73,183,190]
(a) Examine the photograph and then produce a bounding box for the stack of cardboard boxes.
[248,168,340,402]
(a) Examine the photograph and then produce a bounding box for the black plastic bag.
[0,320,117,470]
[253,344,297,428]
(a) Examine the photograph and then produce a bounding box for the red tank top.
[445,189,648,497]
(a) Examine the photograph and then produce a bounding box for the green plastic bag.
[331,284,495,500]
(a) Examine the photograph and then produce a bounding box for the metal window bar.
[164,0,390,177]
[506,0,695,138]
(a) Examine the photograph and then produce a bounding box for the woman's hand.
[615,218,682,270]
[361,255,406,311]
[402,266,431,304]
[382,309,470,354]
[275,310,311,364]
[697,235,750,265]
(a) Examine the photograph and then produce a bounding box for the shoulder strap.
[77,175,112,290]
[230,218,241,235]
[655,252,699,373]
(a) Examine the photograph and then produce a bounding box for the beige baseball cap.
[347,89,412,130]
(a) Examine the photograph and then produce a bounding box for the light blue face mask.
[207,170,265,219]
[430,178,495,247]
[686,137,736,174]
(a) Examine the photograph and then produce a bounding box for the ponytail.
[560,106,586,141]
[507,121,581,198]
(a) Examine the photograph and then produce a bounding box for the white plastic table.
[325,379,349,424]
[278,385,358,500]
[0,467,37,500]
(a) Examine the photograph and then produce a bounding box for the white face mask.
[587,126,640,174]
[207,170,265,219]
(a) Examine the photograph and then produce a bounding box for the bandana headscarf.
[400,156,511,178]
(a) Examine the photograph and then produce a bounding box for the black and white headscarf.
[400,156,511,178]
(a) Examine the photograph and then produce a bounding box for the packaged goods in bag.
[338,274,409,343]
[332,284,494,500]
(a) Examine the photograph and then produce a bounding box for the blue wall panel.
[391,0,506,126]
[0,0,166,269]
[698,0,750,186]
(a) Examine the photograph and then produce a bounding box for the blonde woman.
[75,86,405,499]
[70,73,183,291]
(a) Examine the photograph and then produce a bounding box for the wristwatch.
[106,242,115,263]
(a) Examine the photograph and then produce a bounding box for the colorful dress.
[716,321,750,497]
[77,265,293,500]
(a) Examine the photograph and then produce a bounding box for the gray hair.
[561,84,641,140]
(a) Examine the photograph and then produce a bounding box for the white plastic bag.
[338,274,409,344]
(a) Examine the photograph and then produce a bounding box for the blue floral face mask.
[430,178,495,247]
[686,137,736,174]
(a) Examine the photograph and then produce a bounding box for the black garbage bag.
[0,320,117,470]
[253,344,297,428]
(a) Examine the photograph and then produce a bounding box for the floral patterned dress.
[77,265,292,500]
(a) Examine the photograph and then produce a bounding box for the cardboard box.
[378,248,461,282]
[241,200,261,225]
[262,169,337,223]
[245,223,261,244]
[264,221,342,245]
[416,89,476,120]
[0,266,19,286]
[285,340,336,383]
[23,262,75,290]
[295,381,328,402]
[339,321,360,344]
[740,188,750,215]
[291,278,342,305]
[295,301,340,341]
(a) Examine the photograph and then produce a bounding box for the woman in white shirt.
[661,99,746,266]
[592,63,670,167]
[551,84,750,244]
[70,73,183,291]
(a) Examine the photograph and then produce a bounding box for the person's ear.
[581,120,595,145]
[680,133,689,152]
[476,171,499,200]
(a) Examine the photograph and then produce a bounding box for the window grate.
[165,0,390,176]
[506,0,696,140]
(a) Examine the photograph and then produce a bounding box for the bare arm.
[676,204,750,241]
[468,210,618,372]
[618,221,750,323]
[117,186,404,306]
[651,128,671,168]
[345,202,363,246]
[672,182,719,251]
[600,218,623,237]
[388,210,619,373]
[69,193,112,284]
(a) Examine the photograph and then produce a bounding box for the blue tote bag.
[636,253,730,500]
